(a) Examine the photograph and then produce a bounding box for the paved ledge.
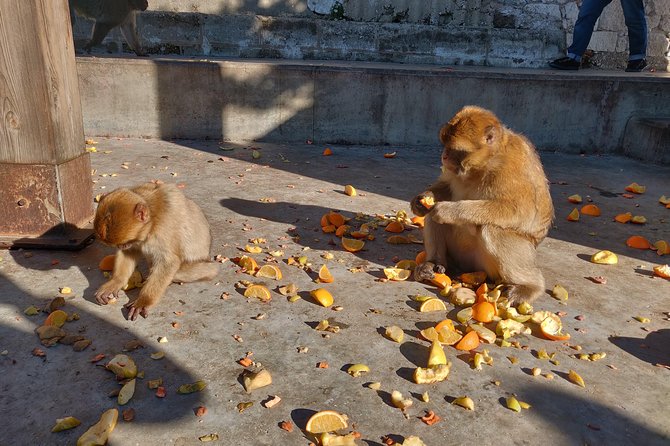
[1,139,669,445]
[77,56,670,161]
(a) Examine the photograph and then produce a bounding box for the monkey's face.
[130,0,149,11]
[439,106,501,176]
[94,190,149,250]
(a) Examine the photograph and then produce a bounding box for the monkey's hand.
[95,280,123,305]
[124,294,157,321]
[414,261,446,282]
[431,201,458,224]
[411,192,435,217]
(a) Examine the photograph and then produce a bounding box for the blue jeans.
[568,0,647,61]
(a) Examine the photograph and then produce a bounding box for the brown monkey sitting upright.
[69,0,148,56]
[411,106,554,304]
[94,182,219,320]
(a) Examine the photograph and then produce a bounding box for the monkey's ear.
[439,125,450,145]
[134,203,150,222]
[484,125,499,146]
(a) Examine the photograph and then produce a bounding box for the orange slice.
[659,195,670,205]
[305,410,348,434]
[243,285,272,301]
[335,225,350,237]
[567,194,582,204]
[430,273,451,289]
[310,288,334,307]
[244,245,263,254]
[566,208,580,221]
[342,237,365,252]
[327,212,345,228]
[385,221,405,233]
[322,224,336,234]
[383,268,411,281]
[653,264,670,279]
[237,255,258,272]
[580,204,601,216]
[631,215,647,224]
[471,301,495,323]
[320,214,330,227]
[322,148,333,156]
[626,236,651,249]
[460,271,487,286]
[434,319,456,333]
[419,298,447,312]
[614,212,632,223]
[454,330,480,351]
[419,196,435,209]
[318,265,334,283]
[415,251,427,265]
[256,265,283,280]
[383,151,397,158]
[653,240,670,255]
[386,235,411,244]
[98,255,116,271]
[344,185,357,197]
[539,314,571,341]
[625,182,645,194]
[44,310,68,328]
[411,216,425,227]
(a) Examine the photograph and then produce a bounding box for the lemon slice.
[419,298,447,312]
[310,288,334,307]
[305,410,349,434]
[255,265,282,280]
[427,340,447,367]
[243,284,272,301]
[318,264,334,283]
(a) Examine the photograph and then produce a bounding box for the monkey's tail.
[173,261,219,283]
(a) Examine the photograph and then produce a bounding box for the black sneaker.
[625,59,647,72]
[549,57,581,70]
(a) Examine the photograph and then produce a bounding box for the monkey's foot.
[414,262,445,282]
[501,284,542,305]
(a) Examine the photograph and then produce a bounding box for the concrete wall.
[76,57,670,162]
[72,0,670,70]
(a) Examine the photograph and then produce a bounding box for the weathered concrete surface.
[1,138,668,445]
[72,0,670,70]
[76,56,670,160]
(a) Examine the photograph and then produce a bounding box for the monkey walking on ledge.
[69,0,149,56]
[94,182,219,320]
[411,106,554,304]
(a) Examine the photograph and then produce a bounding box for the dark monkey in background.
[412,106,554,304]
[69,0,148,56]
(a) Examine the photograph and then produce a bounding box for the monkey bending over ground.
[411,106,554,304]
[94,182,219,320]
[69,0,148,56]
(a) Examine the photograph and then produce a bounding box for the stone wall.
[72,0,670,70]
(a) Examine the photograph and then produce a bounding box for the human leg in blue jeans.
[550,0,647,71]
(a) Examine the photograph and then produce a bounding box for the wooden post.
[0,0,93,249]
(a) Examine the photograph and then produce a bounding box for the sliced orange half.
[98,255,116,271]
[454,330,480,351]
[419,298,447,312]
[237,255,258,272]
[256,265,283,280]
[342,237,365,252]
[653,264,670,279]
[385,221,405,233]
[305,410,348,434]
[626,235,651,249]
[318,265,334,283]
[383,267,411,281]
[243,284,272,302]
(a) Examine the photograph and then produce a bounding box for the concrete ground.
[1,138,668,446]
